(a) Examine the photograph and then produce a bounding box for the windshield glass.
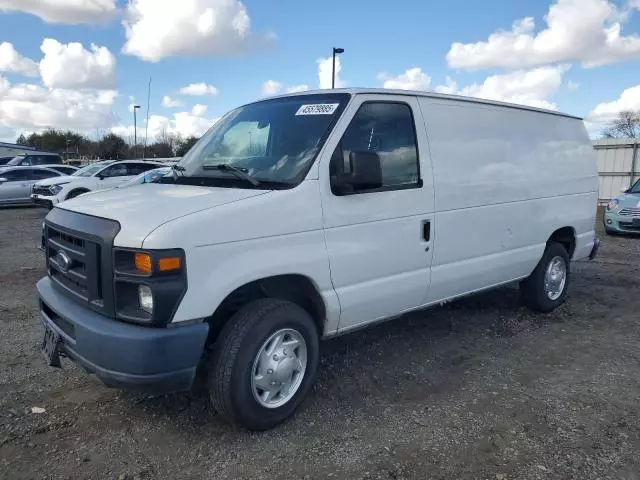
[630,178,640,194]
[72,163,109,177]
[7,156,26,166]
[178,93,350,187]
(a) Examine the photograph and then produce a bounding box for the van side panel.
[418,98,598,303]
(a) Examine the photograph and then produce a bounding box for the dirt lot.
[0,207,639,480]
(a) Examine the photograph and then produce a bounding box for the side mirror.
[97,173,104,180]
[332,151,383,195]
[621,187,629,193]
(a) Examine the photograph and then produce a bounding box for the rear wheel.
[208,299,319,430]
[520,242,570,313]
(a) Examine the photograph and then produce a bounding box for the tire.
[208,299,319,430]
[66,189,88,200]
[520,242,570,313]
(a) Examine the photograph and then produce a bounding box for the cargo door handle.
[422,220,431,242]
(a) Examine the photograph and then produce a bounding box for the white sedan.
[31,160,165,209]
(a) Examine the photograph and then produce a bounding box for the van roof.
[267,88,582,120]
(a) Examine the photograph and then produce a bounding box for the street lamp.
[133,104,141,158]
[332,47,344,89]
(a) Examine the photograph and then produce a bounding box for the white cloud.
[0,0,116,24]
[191,103,207,116]
[436,66,568,110]
[589,85,640,122]
[434,76,458,94]
[567,80,580,91]
[0,74,118,138]
[318,56,344,89]
[261,80,282,96]
[260,80,309,96]
[0,42,39,77]
[161,95,182,107]
[286,84,309,93]
[178,82,219,96]
[377,68,431,90]
[122,0,269,62]
[446,0,640,70]
[39,38,116,89]
[112,109,219,141]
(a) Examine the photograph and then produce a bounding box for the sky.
[0,0,640,144]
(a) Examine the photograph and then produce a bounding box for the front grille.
[46,225,102,306]
[619,207,640,217]
[33,185,53,196]
[619,221,640,231]
[44,208,120,318]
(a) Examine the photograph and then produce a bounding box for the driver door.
[318,95,435,332]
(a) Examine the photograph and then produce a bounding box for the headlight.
[49,184,64,195]
[607,199,620,211]
[113,248,187,326]
[138,285,153,313]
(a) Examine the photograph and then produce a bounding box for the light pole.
[332,47,344,89]
[133,104,141,158]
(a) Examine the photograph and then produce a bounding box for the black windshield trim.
[158,175,294,190]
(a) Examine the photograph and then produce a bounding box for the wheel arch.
[547,226,576,259]
[205,274,328,346]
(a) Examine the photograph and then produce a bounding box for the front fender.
[171,230,341,335]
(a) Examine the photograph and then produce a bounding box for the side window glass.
[101,164,128,177]
[331,102,419,194]
[30,169,59,180]
[2,170,24,181]
[21,156,32,166]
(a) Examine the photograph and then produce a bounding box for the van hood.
[57,183,270,247]
[36,175,80,186]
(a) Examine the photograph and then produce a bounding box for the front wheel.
[520,242,570,313]
[208,299,319,430]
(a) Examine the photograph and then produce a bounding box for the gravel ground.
[0,206,639,480]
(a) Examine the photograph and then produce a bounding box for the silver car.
[0,166,64,206]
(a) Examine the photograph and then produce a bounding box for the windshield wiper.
[202,164,260,187]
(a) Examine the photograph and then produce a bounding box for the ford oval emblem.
[56,251,72,273]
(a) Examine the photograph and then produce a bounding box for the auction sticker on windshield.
[295,103,340,115]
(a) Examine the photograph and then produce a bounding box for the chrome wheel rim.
[251,328,307,409]
[544,256,567,301]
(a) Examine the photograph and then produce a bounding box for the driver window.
[218,121,270,158]
[331,102,420,193]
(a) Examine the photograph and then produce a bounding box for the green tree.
[15,133,28,146]
[176,136,199,157]
[99,133,128,159]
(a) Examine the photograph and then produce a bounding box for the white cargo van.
[37,89,599,430]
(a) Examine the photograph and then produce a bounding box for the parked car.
[0,166,65,206]
[31,160,165,209]
[0,156,14,165]
[603,178,640,234]
[36,89,599,430]
[7,153,63,166]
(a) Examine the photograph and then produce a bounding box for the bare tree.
[602,110,640,139]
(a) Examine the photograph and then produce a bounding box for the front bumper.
[31,194,57,209]
[603,210,640,234]
[37,277,209,394]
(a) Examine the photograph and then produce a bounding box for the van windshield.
[177,93,350,188]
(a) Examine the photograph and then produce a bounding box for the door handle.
[422,220,431,242]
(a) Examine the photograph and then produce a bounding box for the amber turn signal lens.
[158,256,181,272]
[134,253,152,274]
